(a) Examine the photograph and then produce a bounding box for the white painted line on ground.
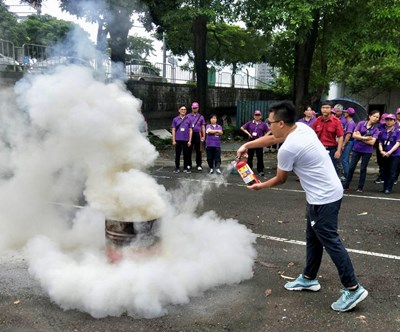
[255,233,400,260]
[154,174,400,202]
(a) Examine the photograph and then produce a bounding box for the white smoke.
[0,34,256,320]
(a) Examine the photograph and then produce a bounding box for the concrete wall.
[125,80,279,130]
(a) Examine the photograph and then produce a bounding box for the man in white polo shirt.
[237,101,368,312]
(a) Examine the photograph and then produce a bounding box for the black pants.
[206,146,221,169]
[189,132,202,168]
[381,155,400,192]
[247,147,264,173]
[305,199,357,288]
[175,140,190,170]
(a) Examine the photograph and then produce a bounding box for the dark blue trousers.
[304,199,358,288]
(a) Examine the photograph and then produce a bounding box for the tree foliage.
[238,0,400,112]
[123,34,155,62]
[141,0,237,112]
[1,1,81,48]
[0,1,26,46]
[19,14,79,45]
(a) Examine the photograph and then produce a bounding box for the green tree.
[207,23,270,88]
[142,0,236,113]
[22,0,147,72]
[125,34,155,62]
[239,0,400,113]
[0,1,27,46]
[19,14,78,45]
[327,0,400,102]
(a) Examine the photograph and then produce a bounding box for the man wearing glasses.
[240,110,270,176]
[236,101,368,312]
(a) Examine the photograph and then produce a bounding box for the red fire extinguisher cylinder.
[235,159,260,186]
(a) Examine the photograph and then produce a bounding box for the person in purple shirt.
[378,113,400,194]
[343,110,380,192]
[297,105,316,127]
[187,102,206,171]
[340,108,357,181]
[374,113,388,184]
[171,105,192,173]
[205,114,223,174]
[240,110,270,176]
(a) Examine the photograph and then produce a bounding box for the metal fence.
[0,39,19,71]
[236,100,279,128]
[1,39,268,89]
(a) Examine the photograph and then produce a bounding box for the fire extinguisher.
[235,158,260,186]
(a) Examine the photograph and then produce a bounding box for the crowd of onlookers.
[171,101,400,194]
[298,103,400,194]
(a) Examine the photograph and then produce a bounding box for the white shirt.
[278,122,343,205]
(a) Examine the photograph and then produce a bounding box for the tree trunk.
[96,18,108,73]
[107,6,131,77]
[292,10,320,117]
[231,62,237,88]
[192,14,208,114]
[314,15,329,104]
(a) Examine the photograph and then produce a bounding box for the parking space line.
[256,233,400,260]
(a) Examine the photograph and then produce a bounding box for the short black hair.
[209,114,217,119]
[320,101,332,107]
[268,101,296,125]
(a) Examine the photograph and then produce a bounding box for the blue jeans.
[341,141,354,179]
[343,151,372,190]
[304,199,357,288]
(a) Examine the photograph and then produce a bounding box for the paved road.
[1,153,399,332]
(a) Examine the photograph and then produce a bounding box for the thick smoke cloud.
[0,19,256,319]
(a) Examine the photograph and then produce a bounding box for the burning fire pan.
[105,218,160,262]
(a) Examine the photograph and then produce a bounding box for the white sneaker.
[216,169,222,174]
[209,169,214,174]
[197,166,202,171]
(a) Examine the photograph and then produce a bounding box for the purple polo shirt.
[379,127,400,157]
[205,124,223,147]
[172,115,191,141]
[339,115,346,128]
[352,120,380,154]
[344,119,356,139]
[297,117,316,127]
[242,120,269,140]
[187,113,205,133]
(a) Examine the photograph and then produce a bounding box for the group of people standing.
[171,102,223,174]
[298,102,400,194]
[172,100,400,194]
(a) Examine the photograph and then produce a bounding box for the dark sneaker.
[331,285,368,312]
[259,172,265,177]
[374,178,383,184]
[173,169,180,173]
[284,274,321,291]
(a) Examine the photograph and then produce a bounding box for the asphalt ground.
[0,148,399,332]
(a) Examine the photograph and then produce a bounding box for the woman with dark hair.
[343,110,380,192]
[378,113,400,194]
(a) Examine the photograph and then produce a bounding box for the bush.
[149,136,172,150]
[222,125,245,142]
